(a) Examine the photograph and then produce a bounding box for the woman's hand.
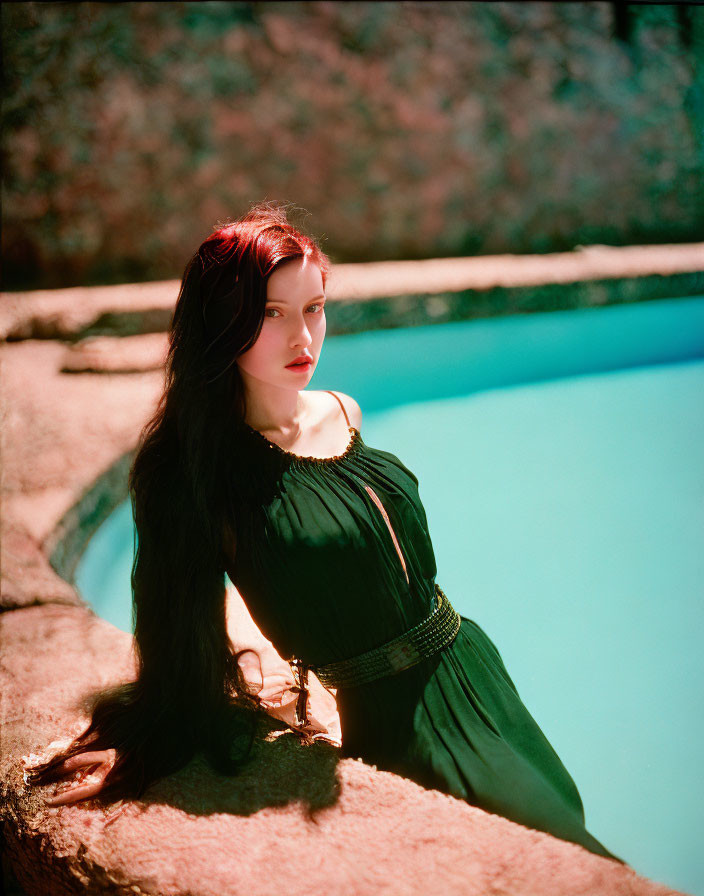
[23,749,116,806]
[237,647,297,705]
[236,647,341,745]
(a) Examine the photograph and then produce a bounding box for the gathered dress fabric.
[224,400,619,861]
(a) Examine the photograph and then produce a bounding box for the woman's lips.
[285,359,313,372]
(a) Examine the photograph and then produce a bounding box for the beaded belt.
[289,585,461,703]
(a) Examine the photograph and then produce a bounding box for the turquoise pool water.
[76,296,704,895]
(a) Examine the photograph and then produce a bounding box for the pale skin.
[26,256,362,805]
[237,254,362,454]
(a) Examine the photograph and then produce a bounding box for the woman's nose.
[289,314,312,347]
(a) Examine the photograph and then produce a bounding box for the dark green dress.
[226,397,619,861]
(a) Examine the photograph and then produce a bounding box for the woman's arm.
[226,579,341,744]
[225,578,278,656]
[225,579,297,704]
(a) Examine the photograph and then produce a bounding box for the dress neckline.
[242,422,361,467]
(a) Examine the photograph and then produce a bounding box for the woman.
[26,203,619,861]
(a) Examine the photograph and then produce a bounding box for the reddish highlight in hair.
[199,205,330,286]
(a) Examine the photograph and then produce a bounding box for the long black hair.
[28,203,331,802]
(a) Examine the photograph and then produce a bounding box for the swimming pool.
[76,296,704,895]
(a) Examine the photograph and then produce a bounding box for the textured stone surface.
[1,605,682,896]
[0,524,79,611]
[0,339,163,597]
[60,333,168,374]
[0,281,178,342]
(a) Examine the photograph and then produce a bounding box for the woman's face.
[236,256,326,392]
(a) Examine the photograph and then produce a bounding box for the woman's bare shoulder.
[316,390,363,430]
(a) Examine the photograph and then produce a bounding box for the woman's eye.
[265,303,324,318]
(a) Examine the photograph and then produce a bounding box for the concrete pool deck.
[2,245,700,895]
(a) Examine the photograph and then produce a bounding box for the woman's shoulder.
[317,390,363,430]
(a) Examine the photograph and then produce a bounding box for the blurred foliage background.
[2,1,703,291]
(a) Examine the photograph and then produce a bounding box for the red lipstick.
[285,355,313,372]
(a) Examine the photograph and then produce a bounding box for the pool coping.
[2,242,703,342]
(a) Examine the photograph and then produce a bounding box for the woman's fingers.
[239,661,296,700]
[57,750,115,773]
[238,651,295,687]
[42,750,115,806]
[45,764,110,806]
[257,672,296,696]
[45,776,105,806]
[259,686,298,706]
